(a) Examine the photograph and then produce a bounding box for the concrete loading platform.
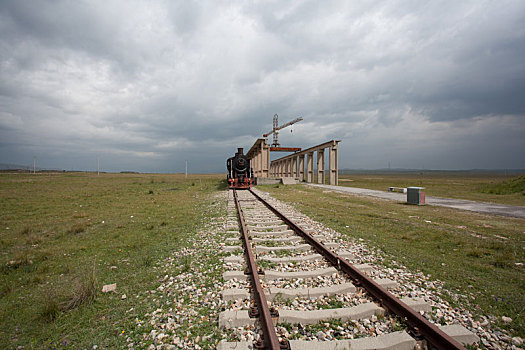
[255,177,299,185]
[247,139,341,186]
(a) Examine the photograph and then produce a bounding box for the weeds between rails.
[226,189,469,349]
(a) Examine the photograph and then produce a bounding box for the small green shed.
[407,187,425,205]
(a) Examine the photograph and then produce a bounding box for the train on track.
[227,148,254,189]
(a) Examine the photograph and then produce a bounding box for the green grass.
[0,172,225,348]
[336,172,525,206]
[257,259,278,270]
[257,239,291,247]
[3,170,523,346]
[259,183,525,338]
[314,296,345,309]
[272,249,298,257]
[480,175,525,195]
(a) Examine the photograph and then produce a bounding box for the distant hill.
[0,163,34,171]
[339,168,525,175]
[0,163,63,172]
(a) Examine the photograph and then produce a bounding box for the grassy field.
[1,171,523,348]
[259,182,525,338]
[336,171,525,206]
[0,172,225,348]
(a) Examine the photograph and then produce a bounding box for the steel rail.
[249,189,466,350]
[233,189,281,349]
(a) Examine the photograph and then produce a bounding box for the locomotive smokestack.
[237,148,244,155]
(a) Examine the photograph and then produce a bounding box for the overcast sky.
[1,1,524,173]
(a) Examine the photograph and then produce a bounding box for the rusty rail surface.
[232,189,281,349]
[249,189,466,350]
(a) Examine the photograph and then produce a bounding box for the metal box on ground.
[407,187,425,205]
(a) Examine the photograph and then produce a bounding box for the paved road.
[306,183,525,219]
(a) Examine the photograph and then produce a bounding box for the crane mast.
[263,114,303,147]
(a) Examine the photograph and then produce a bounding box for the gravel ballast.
[125,189,520,349]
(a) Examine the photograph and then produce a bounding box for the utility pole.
[33,156,36,174]
[185,160,188,178]
[97,156,100,175]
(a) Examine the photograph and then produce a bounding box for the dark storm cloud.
[0,2,116,67]
[0,0,524,172]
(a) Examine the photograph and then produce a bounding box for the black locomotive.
[227,148,254,189]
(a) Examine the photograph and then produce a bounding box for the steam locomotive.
[227,148,254,189]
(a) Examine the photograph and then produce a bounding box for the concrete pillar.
[298,155,305,181]
[252,153,256,177]
[329,142,338,185]
[307,152,314,183]
[317,149,325,184]
[291,157,298,178]
[261,141,270,178]
[250,154,257,177]
[258,149,263,178]
[257,153,263,177]
[257,153,261,177]
[253,153,258,177]
[258,145,262,178]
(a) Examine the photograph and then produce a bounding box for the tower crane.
[263,114,303,148]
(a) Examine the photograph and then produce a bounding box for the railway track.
[218,188,479,349]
